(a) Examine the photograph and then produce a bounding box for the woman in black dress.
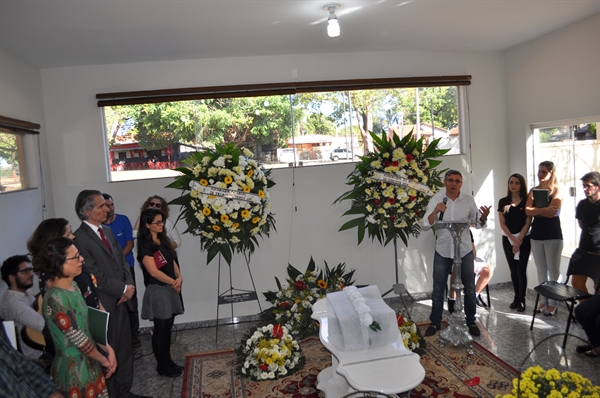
[497,173,532,312]
[137,208,184,377]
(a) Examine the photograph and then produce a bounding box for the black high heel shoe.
[157,366,182,378]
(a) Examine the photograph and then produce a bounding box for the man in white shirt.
[0,255,45,360]
[422,170,491,337]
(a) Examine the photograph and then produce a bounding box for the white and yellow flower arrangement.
[168,143,275,265]
[235,323,305,381]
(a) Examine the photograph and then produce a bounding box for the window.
[99,77,470,182]
[0,116,39,194]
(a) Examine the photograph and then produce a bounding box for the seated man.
[574,284,600,357]
[448,231,494,312]
[1,316,64,398]
[0,255,46,361]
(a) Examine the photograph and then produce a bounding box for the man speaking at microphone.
[422,170,491,337]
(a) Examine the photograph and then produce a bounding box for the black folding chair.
[530,249,600,348]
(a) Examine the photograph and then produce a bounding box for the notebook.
[533,189,550,208]
[88,306,110,345]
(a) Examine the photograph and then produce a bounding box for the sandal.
[535,304,546,314]
[584,348,599,358]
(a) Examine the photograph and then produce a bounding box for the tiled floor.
[130,284,600,397]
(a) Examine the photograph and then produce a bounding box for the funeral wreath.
[167,143,276,265]
[334,130,448,246]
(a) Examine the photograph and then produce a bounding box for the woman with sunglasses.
[133,195,181,250]
[36,237,117,397]
[137,208,184,377]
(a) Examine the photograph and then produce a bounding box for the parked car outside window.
[330,148,356,161]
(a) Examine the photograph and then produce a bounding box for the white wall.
[38,49,508,326]
[505,13,600,285]
[0,49,52,297]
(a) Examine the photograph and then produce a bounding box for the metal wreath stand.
[215,250,262,342]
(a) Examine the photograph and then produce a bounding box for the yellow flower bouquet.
[497,366,600,398]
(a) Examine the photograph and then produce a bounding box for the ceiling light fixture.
[324,4,340,38]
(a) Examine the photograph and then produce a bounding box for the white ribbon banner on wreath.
[372,171,433,196]
[190,181,261,204]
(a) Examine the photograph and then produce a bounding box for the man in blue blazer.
[74,190,150,398]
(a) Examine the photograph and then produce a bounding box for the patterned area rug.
[182,329,518,398]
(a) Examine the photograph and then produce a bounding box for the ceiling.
[1,0,599,70]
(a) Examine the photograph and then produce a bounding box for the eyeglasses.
[150,220,165,225]
[446,178,462,184]
[148,202,162,208]
[66,253,82,261]
[582,184,597,189]
[15,267,34,274]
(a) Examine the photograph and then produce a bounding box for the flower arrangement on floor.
[167,143,276,265]
[235,323,305,381]
[333,130,448,246]
[262,257,356,339]
[396,310,426,356]
[497,365,600,398]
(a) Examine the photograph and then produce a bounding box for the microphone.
[439,197,448,220]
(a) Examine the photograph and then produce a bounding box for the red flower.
[406,154,414,162]
[278,302,291,309]
[390,216,395,221]
[408,175,414,179]
[56,312,72,331]
[68,387,82,398]
[384,161,391,168]
[387,198,396,204]
[409,196,416,202]
[373,199,380,205]
[85,384,96,398]
[392,160,399,167]
[272,324,284,339]
[259,364,269,371]
[295,281,306,291]
[415,210,420,215]
[396,314,405,327]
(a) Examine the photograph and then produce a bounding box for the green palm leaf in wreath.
[333,130,448,247]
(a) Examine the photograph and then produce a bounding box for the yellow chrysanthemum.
[252,217,260,224]
[224,176,233,184]
[221,214,229,223]
[202,207,211,216]
[212,225,221,231]
[232,223,239,229]
[317,280,327,289]
[243,186,251,193]
[247,169,254,177]
[200,179,208,186]
[241,209,250,218]
[258,190,265,198]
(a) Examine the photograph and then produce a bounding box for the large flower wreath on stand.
[262,257,356,339]
[167,143,276,265]
[235,323,305,381]
[333,130,448,246]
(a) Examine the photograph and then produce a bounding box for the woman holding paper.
[498,173,532,312]
[36,237,116,397]
[137,208,184,377]
[526,161,564,316]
